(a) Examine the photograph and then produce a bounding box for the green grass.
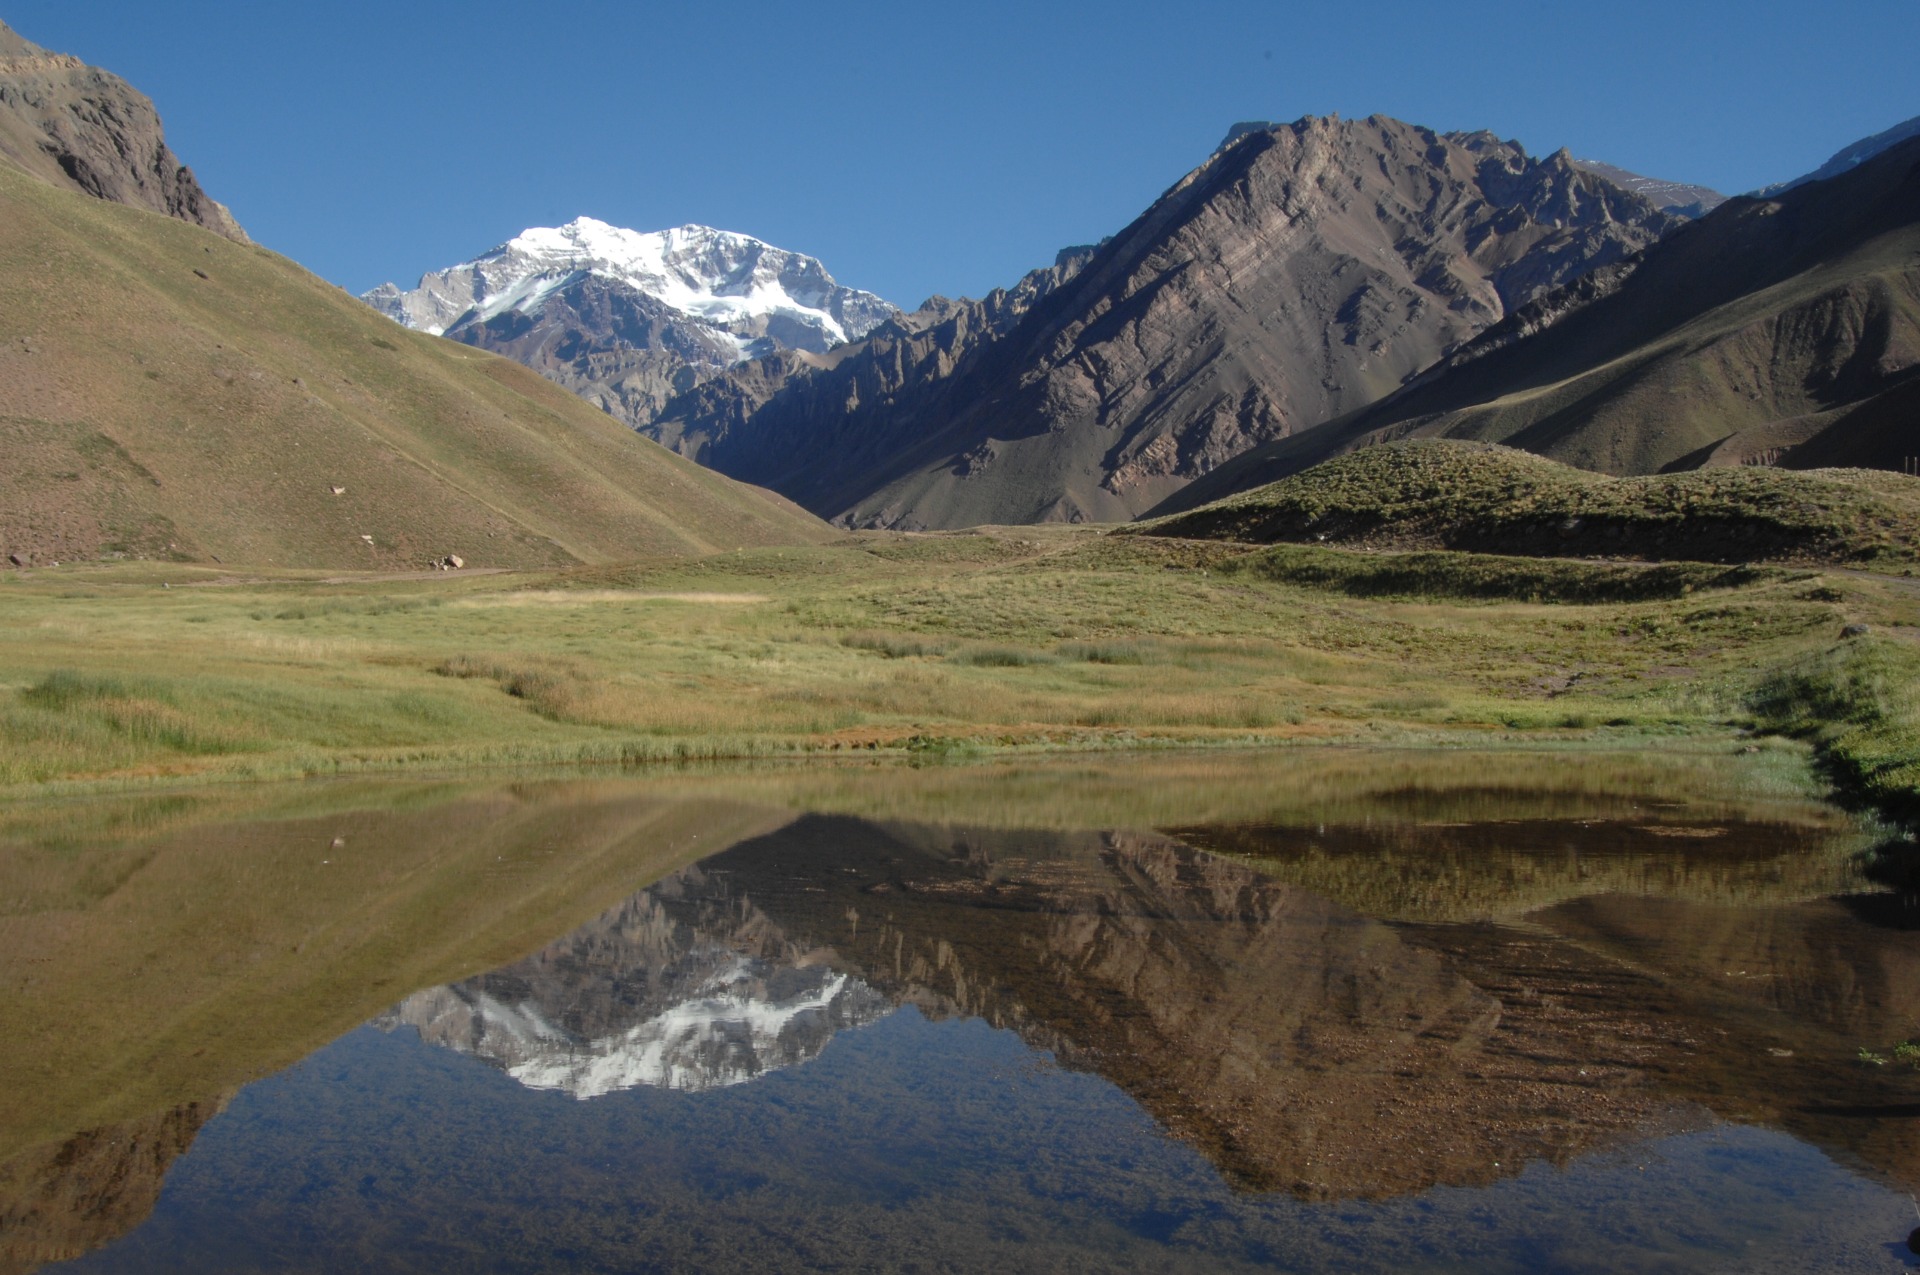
[1216,542,1777,603]
[1751,635,1920,824]
[0,520,1910,818]
[1140,439,1920,566]
[947,644,1059,667]
[0,523,1913,806]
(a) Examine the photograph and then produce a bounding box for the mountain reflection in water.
[384,811,1920,1202]
[377,880,893,1096]
[20,764,1920,1274]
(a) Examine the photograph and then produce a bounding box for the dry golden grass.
[0,162,827,571]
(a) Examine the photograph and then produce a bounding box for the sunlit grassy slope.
[1141,440,1920,565]
[0,164,827,569]
[1,526,1914,792]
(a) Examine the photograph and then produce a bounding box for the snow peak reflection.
[372,809,1914,1203]
[375,868,892,1096]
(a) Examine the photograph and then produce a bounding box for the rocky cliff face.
[0,21,245,242]
[651,115,1680,529]
[1159,133,1920,508]
[365,219,897,428]
[643,246,1097,498]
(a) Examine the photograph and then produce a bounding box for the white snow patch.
[365,218,896,360]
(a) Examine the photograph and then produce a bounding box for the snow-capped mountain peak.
[363,217,897,352]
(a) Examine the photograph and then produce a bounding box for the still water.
[6,750,1920,1271]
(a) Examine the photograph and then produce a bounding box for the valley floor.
[1,527,1916,817]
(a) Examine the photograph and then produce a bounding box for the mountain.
[0,21,244,243]
[380,870,892,1098]
[1569,159,1725,218]
[1763,112,1920,194]
[1154,134,1920,513]
[641,246,1098,508]
[364,219,898,428]
[0,164,828,570]
[646,115,1681,529]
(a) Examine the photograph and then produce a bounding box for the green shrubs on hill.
[1141,440,1920,566]
[1221,543,1772,604]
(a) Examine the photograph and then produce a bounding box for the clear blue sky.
[6,1,1915,308]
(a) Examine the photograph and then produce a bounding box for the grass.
[0,524,1914,807]
[0,161,826,572]
[1140,439,1920,566]
[1217,541,1776,603]
[1751,634,1920,825]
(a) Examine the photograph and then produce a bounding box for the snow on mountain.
[1569,159,1725,219]
[363,217,897,357]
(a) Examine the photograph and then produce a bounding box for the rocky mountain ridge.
[0,20,245,242]
[642,245,1099,505]
[1569,158,1725,218]
[365,218,897,428]
[647,114,1683,528]
[1156,132,1920,511]
[1762,111,1920,194]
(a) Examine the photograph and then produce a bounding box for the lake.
[4,749,1918,1272]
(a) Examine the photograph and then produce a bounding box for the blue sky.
[6,1,1915,308]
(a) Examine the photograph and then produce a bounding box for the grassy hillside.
[1159,137,1920,514]
[1141,440,1920,566]
[0,165,827,570]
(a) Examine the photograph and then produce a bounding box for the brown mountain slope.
[1157,137,1920,515]
[0,21,245,243]
[650,115,1678,529]
[643,248,1094,496]
[0,166,828,570]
